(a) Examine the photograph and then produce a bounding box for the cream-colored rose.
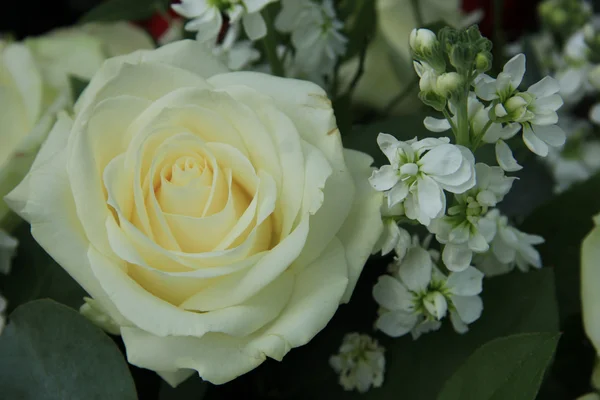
[582,213,600,357]
[344,0,480,114]
[0,23,153,226]
[7,40,383,385]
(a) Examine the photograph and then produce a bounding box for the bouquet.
[0,0,599,399]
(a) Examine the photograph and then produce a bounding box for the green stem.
[442,109,459,135]
[410,0,424,27]
[261,8,285,77]
[455,92,470,147]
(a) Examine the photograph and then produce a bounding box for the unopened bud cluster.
[539,0,592,40]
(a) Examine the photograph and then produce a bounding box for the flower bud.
[436,72,463,98]
[410,28,438,55]
[475,52,492,73]
[423,291,448,320]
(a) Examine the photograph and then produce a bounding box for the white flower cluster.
[329,333,385,393]
[369,27,549,339]
[373,234,484,338]
[275,0,347,83]
[172,0,265,71]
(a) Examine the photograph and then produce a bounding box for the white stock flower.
[475,54,566,158]
[329,333,385,393]
[429,164,513,272]
[173,0,274,43]
[424,94,523,172]
[369,134,475,226]
[0,229,18,275]
[476,209,544,276]
[275,0,347,81]
[373,239,484,338]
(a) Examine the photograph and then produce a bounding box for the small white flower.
[0,229,18,275]
[475,54,527,102]
[476,209,544,276]
[468,163,517,208]
[414,60,441,94]
[275,0,347,81]
[373,239,484,339]
[329,333,385,393]
[173,0,274,43]
[369,134,475,226]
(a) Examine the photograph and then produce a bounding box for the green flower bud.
[475,51,492,73]
[436,72,463,98]
[410,28,438,55]
[419,91,446,112]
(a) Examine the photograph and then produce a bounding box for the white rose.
[0,23,153,226]
[6,40,383,385]
[342,0,480,114]
[582,214,600,358]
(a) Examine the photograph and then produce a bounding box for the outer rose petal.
[4,113,126,325]
[121,238,349,384]
[582,222,600,354]
[337,149,384,302]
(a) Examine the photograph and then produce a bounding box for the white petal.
[522,125,549,157]
[468,230,490,253]
[416,176,444,219]
[528,76,560,98]
[475,79,499,101]
[380,219,401,256]
[446,267,484,296]
[0,230,18,275]
[442,243,472,272]
[242,12,267,41]
[423,117,451,132]
[535,94,563,112]
[369,165,399,191]
[495,103,508,117]
[535,124,566,147]
[419,144,463,176]
[398,246,433,292]
[450,310,469,333]
[376,310,418,337]
[387,181,409,207]
[495,140,523,172]
[451,295,483,324]
[582,226,600,353]
[532,111,558,126]
[376,133,401,164]
[373,275,413,311]
[503,53,526,89]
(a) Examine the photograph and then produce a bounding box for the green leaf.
[0,299,137,400]
[80,0,161,23]
[0,223,87,313]
[69,76,89,103]
[437,333,560,400]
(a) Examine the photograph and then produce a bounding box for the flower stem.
[455,92,471,147]
[261,7,285,77]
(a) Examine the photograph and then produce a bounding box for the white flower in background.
[475,54,566,157]
[0,230,17,275]
[209,24,260,70]
[556,30,592,105]
[369,134,475,226]
[0,24,153,225]
[173,0,274,43]
[329,333,385,393]
[157,17,185,46]
[476,209,544,276]
[429,164,514,271]
[373,239,484,338]
[275,0,347,81]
